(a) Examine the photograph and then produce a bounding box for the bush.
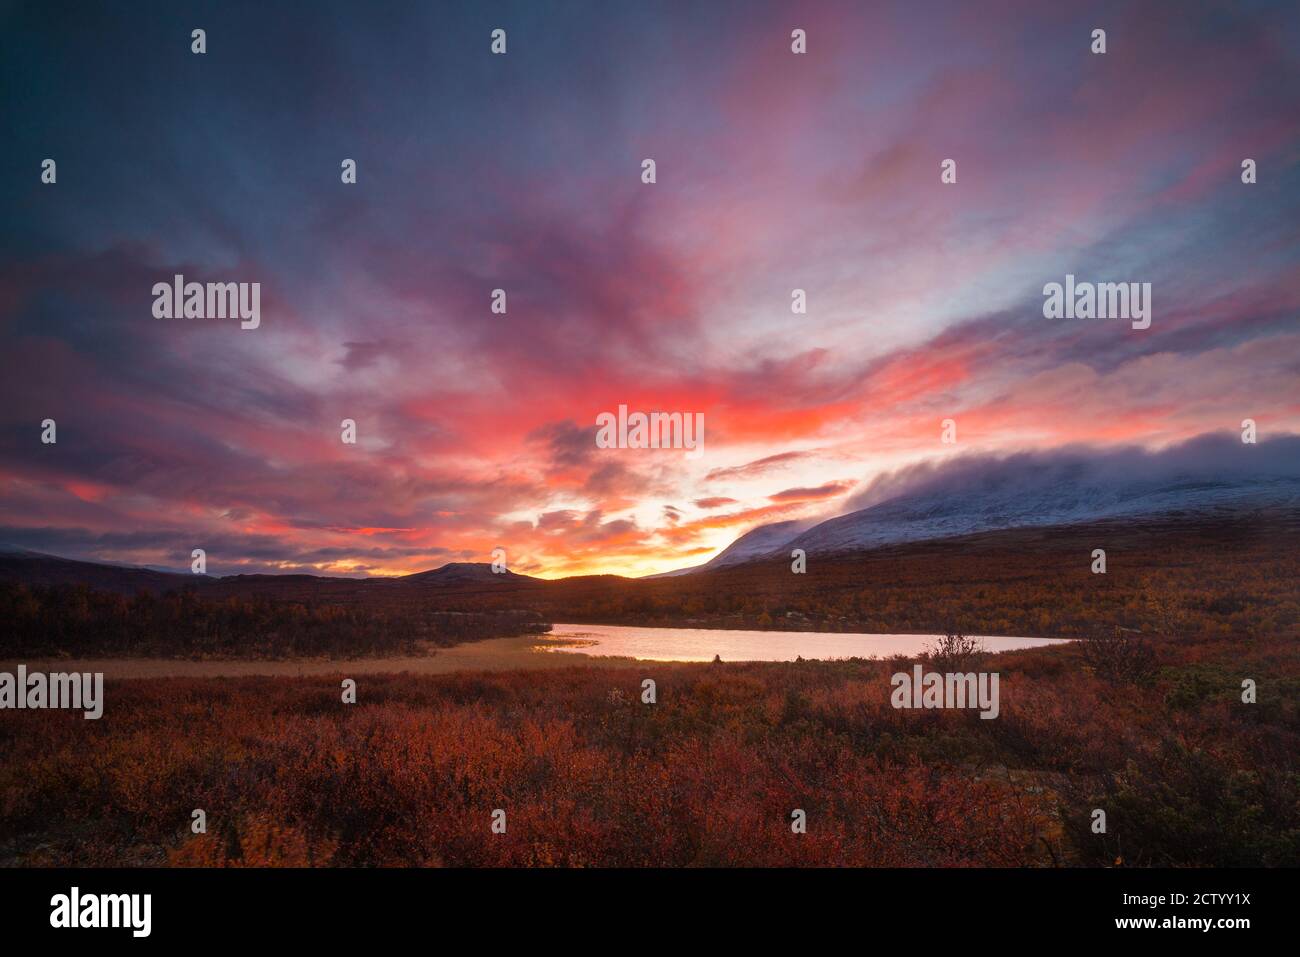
[1079,627,1158,685]
[927,633,985,672]
[1065,740,1300,867]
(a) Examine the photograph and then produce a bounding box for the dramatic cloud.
[769,482,854,503]
[0,1,1296,577]
[694,497,739,509]
[706,452,820,482]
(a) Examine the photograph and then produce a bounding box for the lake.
[2,625,1070,680]
[544,623,1070,662]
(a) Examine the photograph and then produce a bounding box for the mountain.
[641,520,816,577]
[0,548,198,592]
[782,474,1298,558]
[700,519,817,569]
[675,434,1300,571]
[400,562,534,585]
[0,552,537,595]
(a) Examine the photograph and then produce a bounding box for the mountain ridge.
[664,434,1300,574]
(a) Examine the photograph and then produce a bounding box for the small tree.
[927,632,985,672]
[1080,626,1159,685]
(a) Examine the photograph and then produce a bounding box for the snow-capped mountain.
[702,519,818,569]
[686,434,1300,570]
[782,474,1298,557]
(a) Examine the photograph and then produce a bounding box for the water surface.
[544,623,1069,663]
[2,626,1069,679]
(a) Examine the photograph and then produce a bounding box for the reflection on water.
[543,623,1070,663]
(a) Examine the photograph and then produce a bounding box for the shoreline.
[0,635,641,680]
[0,626,1073,680]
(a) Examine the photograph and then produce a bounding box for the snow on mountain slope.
[688,434,1300,569]
[784,475,1299,557]
[642,521,814,577]
[700,519,815,569]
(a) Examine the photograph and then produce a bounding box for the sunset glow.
[2,1,1297,578]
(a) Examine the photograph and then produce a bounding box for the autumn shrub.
[0,582,547,658]
[2,516,1295,869]
[1079,627,1159,685]
[926,633,986,672]
[1062,739,1300,867]
[170,813,339,867]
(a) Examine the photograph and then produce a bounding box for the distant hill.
[0,548,198,593]
[400,562,535,585]
[0,551,539,597]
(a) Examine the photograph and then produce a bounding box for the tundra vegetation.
[0,628,1295,867]
[0,514,1295,867]
[0,585,547,658]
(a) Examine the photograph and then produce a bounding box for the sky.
[1,0,1298,578]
